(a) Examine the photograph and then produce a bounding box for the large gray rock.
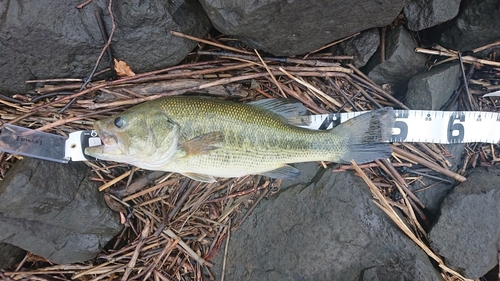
[364,26,427,95]
[199,0,405,56]
[0,0,211,95]
[334,28,380,68]
[214,164,442,280]
[405,62,461,110]
[404,0,461,31]
[439,0,500,52]
[429,166,500,279]
[0,158,122,264]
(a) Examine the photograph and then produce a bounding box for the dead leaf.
[104,193,128,213]
[114,58,136,77]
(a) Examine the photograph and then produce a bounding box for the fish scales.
[85,96,394,182]
[155,98,345,169]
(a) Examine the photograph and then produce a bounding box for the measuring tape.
[295,110,500,144]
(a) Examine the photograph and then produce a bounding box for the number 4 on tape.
[298,110,500,144]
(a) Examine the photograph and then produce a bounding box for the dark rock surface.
[405,62,461,110]
[334,29,380,68]
[364,26,427,95]
[213,164,441,280]
[439,0,500,52]
[408,143,465,218]
[0,0,211,95]
[199,0,405,56]
[0,158,122,264]
[429,165,500,279]
[404,0,461,31]
[0,243,25,270]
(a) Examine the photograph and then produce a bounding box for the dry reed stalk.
[415,47,500,67]
[171,30,254,55]
[392,146,467,182]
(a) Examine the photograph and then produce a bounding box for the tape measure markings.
[296,110,500,144]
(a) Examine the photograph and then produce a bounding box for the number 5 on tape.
[298,110,500,144]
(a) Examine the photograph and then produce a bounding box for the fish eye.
[114,116,125,128]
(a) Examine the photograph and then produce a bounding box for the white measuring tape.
[296,110,500,144]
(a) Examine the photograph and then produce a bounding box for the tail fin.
[334,107,394,164]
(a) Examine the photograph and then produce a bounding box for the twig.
[415,48,500,67]
[332,162,412,172]
[171,30,254,55]
[99,170,133,192]
[168,179,196,221]
[60,0,116,113]
[141,238,180,280]
[198,50,345,67]
[122,219,150,281]
[220,221,230,281]
[26,78,84,83]
[76,0,92,9]
[255,49,286,97]
[307,32,360,55]
[375,159,425,209]
[458,52,474,110]
[472,40,500,53]
[94,8,116,79]
[392,145,466,182]
[35,107,120,132]
[277,81,329,114]
[279,67,344,109]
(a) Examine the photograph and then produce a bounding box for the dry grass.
[0,30,499,281]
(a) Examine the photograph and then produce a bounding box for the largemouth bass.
[85,96,394,182]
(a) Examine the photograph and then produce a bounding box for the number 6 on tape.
[297,110,500,144]
[447,113,465,143]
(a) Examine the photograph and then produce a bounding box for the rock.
[364,26,427,95]
[405,62,461,110]
[404,0,461,31]
[213,167,442,280]
[0,0,211,95]
[199,0,405,56]
[407,143,465,218]
[334,29,380,68]
[0,243,25,270]
[0,158,122,264]
[439,0,500,52]
[429,166,500,279]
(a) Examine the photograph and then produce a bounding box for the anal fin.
[182,172,217,183]
[259,165,301,180]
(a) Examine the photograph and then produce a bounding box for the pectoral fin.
[179,132,225,157]
[260,165,301,180]
[182,172,216,183]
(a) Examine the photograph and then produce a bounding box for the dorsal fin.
[248,99,309,126]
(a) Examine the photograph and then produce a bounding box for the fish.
[85,96,395,182]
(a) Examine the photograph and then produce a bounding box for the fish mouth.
[85,129,125,158]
